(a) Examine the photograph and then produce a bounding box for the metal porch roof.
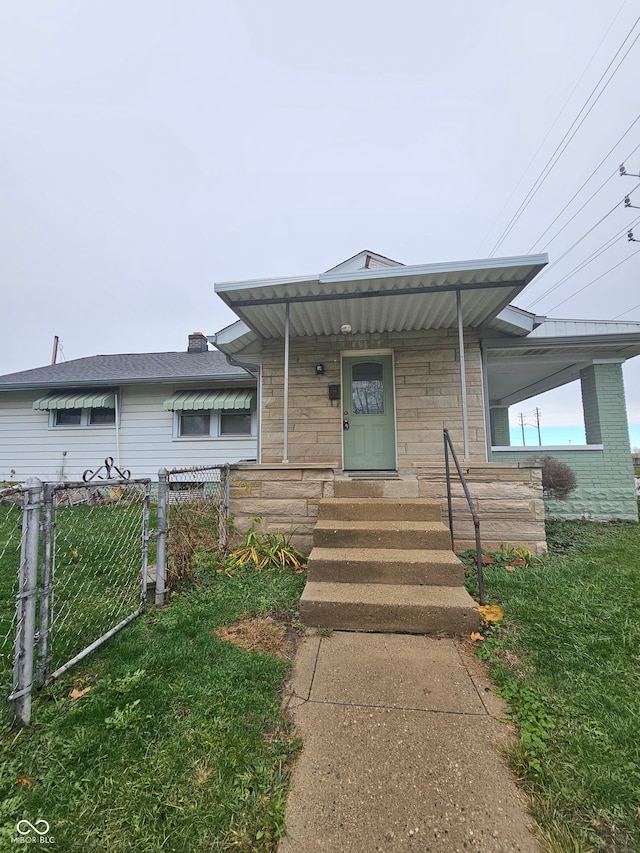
[214,255,548,339]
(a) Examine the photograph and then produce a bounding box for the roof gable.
[323,250,404,274]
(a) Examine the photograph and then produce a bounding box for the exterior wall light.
[340,324,352,335]
[315,363,325,375]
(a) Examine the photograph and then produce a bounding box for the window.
[220,410,252,435]
[53,407,116,427]
[179,413,210,436]
[175,408,254,438]
[89,407,116,425]
[55,408,82,426]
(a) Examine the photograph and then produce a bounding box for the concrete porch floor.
[279,631,541,853]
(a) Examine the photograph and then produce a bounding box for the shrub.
[534,455,577,500]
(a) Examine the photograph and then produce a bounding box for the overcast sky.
[2,1,639,440]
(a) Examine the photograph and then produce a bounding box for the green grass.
[463,521,640,852]
[0,565,306,852]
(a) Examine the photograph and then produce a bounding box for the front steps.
[300,478,479,634]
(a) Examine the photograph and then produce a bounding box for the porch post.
[283,302,290,463]
[456,289,470,459]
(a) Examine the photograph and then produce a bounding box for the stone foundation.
[228,462,546,555]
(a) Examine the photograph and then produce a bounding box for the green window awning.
[163,390,254,412]
[33,392,116,411]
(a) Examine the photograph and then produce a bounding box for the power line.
[544,248,640,313]
[488,16,640,257]
[525,220,636,309]
[613,300,640,319]
[524,197,640,309]
[528,127,640,253]
[476,0,631,256]
[522,198,637,306]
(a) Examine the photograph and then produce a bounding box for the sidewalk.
[279,631,541,853]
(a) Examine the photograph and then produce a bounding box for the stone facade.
[415,463,546,554]
[260,329,487,467]
[228,463,547,555]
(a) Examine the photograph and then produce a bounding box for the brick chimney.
[187,332,209,353]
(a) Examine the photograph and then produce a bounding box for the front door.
[342,354,396,470]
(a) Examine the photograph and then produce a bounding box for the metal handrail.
[443,429,486,605]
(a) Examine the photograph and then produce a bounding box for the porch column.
[282,302,290,463]
[490,407,511,447]
[579,360,636,518]
[456,290,470,459]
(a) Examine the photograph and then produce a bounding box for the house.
[210,250,640,552]
[0,333,257,482]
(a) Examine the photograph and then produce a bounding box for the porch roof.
[485,318,640,405]
[214,254,548,341]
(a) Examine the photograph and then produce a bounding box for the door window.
[351,362,384,415]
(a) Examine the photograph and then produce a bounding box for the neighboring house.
[210,250,640,549]
[0,333,257,482]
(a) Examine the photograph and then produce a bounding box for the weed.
[315,626,333,638]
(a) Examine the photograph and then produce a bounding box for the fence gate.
[7,477,151,726]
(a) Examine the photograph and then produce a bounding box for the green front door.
[342,355,396,470]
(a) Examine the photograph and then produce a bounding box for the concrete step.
[300,582,479,634]
[318,498,442,523]
[313,519,452,550]
[334,477,419,499]
[307,547,465,586]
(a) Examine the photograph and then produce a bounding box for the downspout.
[283,302,290,463]
[456,290,470,460]
[255,365,262,463]
[115,390,121,468]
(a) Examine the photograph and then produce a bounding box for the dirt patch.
[214,612,302,660]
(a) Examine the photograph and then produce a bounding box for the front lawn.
[0,566,306,852]
[463,521,640,852]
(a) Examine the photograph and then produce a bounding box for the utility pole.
[519,412,526,446]
[534,407,542,445]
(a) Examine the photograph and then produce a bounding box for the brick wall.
[493,361,637,522]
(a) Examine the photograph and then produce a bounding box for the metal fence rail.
[155,465,230,605]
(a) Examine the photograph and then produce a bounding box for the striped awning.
[33,392,116,411]
[163,390,254,411]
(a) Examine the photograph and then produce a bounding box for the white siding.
[0,385,257,482]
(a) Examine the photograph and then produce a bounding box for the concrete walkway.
[279,632,541,853]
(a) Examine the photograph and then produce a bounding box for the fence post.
[220,464,230,552]
[155,468,168,606]
[36,483,54,689]
[11,478,42,726]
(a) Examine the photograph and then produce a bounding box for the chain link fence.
[3,477,151,725]
[154,465,230,603]
[3,465,229,725]
[43,481,151,682]
[0,487,27,706]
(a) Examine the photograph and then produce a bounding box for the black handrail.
[443,429,486,605]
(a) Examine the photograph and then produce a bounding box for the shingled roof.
[0,350,253,390]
